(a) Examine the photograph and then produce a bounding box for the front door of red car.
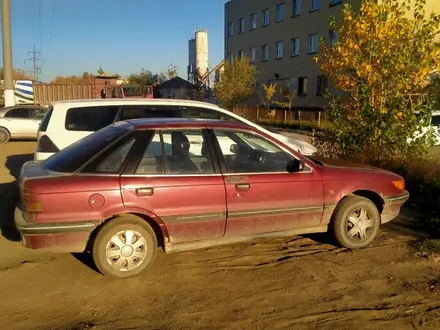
[120,129,226,244]
[210,129,324,236]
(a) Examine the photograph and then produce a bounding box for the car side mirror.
[286,159,304,173]
[230,144,238,154]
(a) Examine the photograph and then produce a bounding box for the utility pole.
[25,44,43,81]
[1,0,14,106]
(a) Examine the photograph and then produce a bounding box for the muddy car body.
[15,118,409,278]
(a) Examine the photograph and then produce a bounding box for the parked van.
[34,99,318,161]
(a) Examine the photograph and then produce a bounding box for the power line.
[39,0,43,58]
[48,0,56,61]
[25,44,44,81]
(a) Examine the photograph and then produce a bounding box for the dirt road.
[0,142,439,330]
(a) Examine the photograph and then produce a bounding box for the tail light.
[22,188,43,212]
[38,135,59,153]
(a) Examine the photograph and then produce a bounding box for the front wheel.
[92,216,157,278]
[331,196,380,249]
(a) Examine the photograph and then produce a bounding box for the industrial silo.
[195,29,209,79]
[188,38,196,80]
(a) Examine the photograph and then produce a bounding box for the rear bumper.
[14,206,99,253]
[381,191,410,224]
[33,149,54,161]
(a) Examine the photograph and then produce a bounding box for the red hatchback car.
[15,118,409,278]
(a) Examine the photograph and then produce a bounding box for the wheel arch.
[350,190,384,214]
[86,212,168,252]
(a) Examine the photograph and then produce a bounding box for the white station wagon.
[34,99,318,161]
[0,105,47,144]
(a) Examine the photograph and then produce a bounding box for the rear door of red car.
[119,128,227,244]
[208,129,324,236]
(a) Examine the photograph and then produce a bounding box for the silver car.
[0,105,47,144]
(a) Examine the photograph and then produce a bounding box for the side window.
[180,107,241,123]
[119,105,177,121]
[135,129,214,174]
[32,108,47,119]
[65,106,119,131]
[96,138,136,173]
[213,130,295,173]
[5,108,30,119]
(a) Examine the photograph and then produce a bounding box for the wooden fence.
[34,84,94,105]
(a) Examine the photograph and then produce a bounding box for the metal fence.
[231,106,329,127]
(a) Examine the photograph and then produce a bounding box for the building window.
[263,8,270,26]
[308,33,319,53]
[329,30,338,49]
[276,3,285,22]
[261,44,269,61]
[292,0,301,16]
[316,75,328,95]
[228,22,234,37]
[330,0,342,5]
[238,17,244,34]
[238,49,244,59]
[310,0,320,11]
[250,13,256,30]
[298,77,308,96]
[249,47,256,63]
[228,53,234,63]
[275,41,284,59]
[291,37,300,56]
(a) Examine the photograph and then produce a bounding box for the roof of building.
[156,76,197,90]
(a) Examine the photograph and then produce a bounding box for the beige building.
[224,0,440,109]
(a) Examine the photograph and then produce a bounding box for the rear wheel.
[0,127,10,144]
[331,196,380,249]
[92,216,157,278]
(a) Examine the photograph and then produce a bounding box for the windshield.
[42,124,132,173]
[123,87,142,97]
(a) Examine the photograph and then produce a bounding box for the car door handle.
[135,187,154,196]
[190,140,202,145]
[235,183,250,191]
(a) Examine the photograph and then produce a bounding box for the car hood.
[272,132,318,155]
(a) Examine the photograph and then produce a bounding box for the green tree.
[261,83,277,110]
[190,68,207,101]
[127,69,166,87]
[214,55,257,108]
[97,66,104,75]
[315,0,440,163]
[166,63,179,79]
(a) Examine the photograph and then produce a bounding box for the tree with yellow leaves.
[315,0,440,162]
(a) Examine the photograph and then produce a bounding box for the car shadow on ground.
[0,154,33,242]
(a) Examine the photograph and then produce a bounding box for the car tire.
[0,127,11,144]
[92,216,158,278]
[331,196,380,249]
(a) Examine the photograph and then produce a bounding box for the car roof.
[125,117,253,131]
[50,98,223,110]
[0,104,47,114]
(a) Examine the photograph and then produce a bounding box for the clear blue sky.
[1,0,225,82]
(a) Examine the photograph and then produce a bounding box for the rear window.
[65,106,119,131]
[39,106,53,132]
[42,125,132,173]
